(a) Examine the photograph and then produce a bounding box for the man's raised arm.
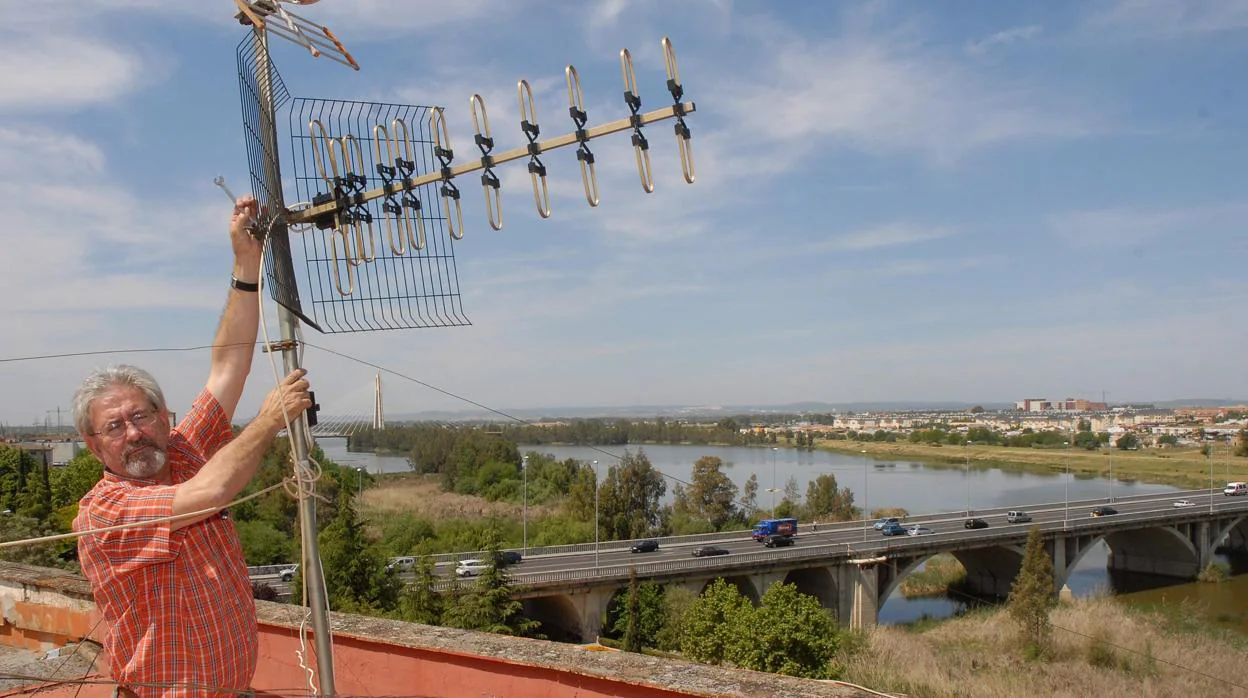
[206,196,265,420]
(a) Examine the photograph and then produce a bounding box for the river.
[317,438,1248,631]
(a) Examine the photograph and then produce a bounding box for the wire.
[0,480,292,550]
[299,340,710,494]
[0,342,260,364]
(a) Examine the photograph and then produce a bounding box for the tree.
[399,554,443,625]
[742,474,759,514]
[680,579,753,664]
[597,450,666,540]
[655,586,696,652]
[315,499,400,613]
[804,474,856,522]
[442,528,541,637]
[685,456,738,530]
[1157,434,1179,447]
[51,452,102,509]
[1237,430,1248,458]
[1116,433,1140,450]
[1008,526,1056,658]
[726,582,839,679]
[564,464,597,522]
[970,405,985,414]
[621,569,642,652]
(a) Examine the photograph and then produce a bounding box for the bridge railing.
[432,539,860,592]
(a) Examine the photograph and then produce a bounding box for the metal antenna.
[227,3,701,694]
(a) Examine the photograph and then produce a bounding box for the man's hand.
[256,368,314,434]
[230,196,264,279]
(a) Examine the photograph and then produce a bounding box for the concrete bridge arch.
[782,566,839,615]
[521,593,585,643]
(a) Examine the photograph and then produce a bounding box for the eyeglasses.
[90,410,157,439]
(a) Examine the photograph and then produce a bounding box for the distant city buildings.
[1015,397,1108,412]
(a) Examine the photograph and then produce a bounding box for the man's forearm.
[207,252,263,417]
[170,415,280,530]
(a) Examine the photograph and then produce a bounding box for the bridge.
[450,489,1248,642]
[277,371,385,438]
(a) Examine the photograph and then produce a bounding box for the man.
[72,196,314,698]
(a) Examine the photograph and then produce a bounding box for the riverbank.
[838,596,1246,697]
[820,440,1247,489]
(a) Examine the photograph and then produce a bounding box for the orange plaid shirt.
[74,390,258,697]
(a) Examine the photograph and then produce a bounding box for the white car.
[906,525,934,536]
[278,564,299,582]
[1173,499,1195,508]
[455,559,490,577]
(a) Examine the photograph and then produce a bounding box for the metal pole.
[356,468,363,497]
[770,447,777,513]
[1209,443,1215,513]
[593,460,599,567]
[522,455,528,553]
[254,29,335,696]
[963,440,970,516]
[861,450,869,541]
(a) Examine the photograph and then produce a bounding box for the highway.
[250,487,1248,592]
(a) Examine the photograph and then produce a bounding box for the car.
[1173,499,1196,508]
[763,535,794,548]
[495,551,523,567]
[630,539,660,553]
[278,564,298,582]
[1006,510,1032,523]
[455,559,490,577]
[906,525,934,536]
[1224,482,1248,496]
[386,556,415,572]
[964,518,989,530]
[880,522,908,537]
[1091,506,1118,517]
[691,545,730,557]
[873,517,902,530]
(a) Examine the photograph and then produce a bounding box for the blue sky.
[3,0,1247,427]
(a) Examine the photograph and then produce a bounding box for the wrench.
[213,176,262,237]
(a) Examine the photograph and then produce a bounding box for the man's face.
[84,385,172,480]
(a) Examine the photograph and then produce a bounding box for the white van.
[1224,482,1248,496]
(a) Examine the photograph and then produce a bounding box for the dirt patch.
[359,473,557,521]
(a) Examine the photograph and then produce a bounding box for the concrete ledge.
[0,563,869,697]
[256,601,868,697]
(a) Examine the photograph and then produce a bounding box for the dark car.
[964,518,989,530]
[494,551,523,567]
[763,535,794,548]
[691,545,730,557]
[631,539,660,553]
[880,522,908,537]
[1091,506,1119,517]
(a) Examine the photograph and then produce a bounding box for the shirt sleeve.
[77,483,185,576]
[173,388,234,463]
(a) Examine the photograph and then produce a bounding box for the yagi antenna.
[226,3,699,695]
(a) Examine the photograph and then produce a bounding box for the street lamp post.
[861,449,869,541]
[592,459,600,567]
[963,440,971,516]
[1209,441,1215,513]
[522,455,528,553]
[1062,438,1070,525]
[770,447,778,512]
[356,467,364,498]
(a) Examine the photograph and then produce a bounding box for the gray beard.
[123,448,167,479]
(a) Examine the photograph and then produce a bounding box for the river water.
[317,438,1248,632]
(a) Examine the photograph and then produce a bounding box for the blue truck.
[752,517,798,541]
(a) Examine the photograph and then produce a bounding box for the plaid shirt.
[75,390,258,698]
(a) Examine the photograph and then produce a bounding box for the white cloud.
[0,35,146,111]
[693,13,1103,176]
[965,25,1043,55]
[1083,0,1248,39]
[1049,203,1248,248]
[820,223,959,251]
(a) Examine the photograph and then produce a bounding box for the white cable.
[253,209,335,695]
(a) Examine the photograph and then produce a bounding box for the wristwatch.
[231,276,259,292]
